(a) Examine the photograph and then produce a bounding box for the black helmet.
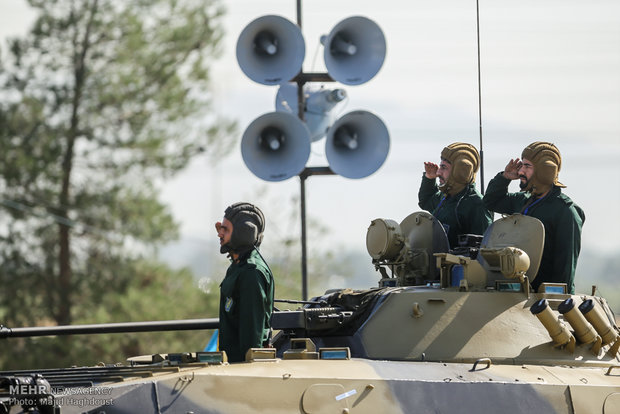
[220,202,265,254]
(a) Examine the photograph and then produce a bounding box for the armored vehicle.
[1,212,619,413]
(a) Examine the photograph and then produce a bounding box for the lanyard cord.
[433,195,447,216]
[433,189,467,228]
[454,192,466,229]
[522,193,549,215]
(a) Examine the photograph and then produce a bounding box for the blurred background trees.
[0,0,235,369]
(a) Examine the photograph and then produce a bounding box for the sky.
[1,1,620,287]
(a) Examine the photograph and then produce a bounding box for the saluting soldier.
[483,142,585,294]
[418,142,493,248]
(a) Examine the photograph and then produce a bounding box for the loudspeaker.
[325,110,389,179]
[275,83,347,142]
[322,16,386,85]
[241,112,311,181]
[236,15,305,85]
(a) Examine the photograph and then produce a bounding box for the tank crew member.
[216,202,274,362]
[418,142,493,248]
[483,142,585,294]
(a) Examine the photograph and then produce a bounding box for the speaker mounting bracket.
[291,72,335,84]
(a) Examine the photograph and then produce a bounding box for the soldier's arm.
[418,173,441,211]
[482,172,522,215]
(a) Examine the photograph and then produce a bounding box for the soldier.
[215,202,274,362]
[418,142,493,248]
[483,141,585,294]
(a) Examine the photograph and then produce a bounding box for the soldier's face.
[437,160,452,185]
[216,218,233,247]
[518,158,534,189]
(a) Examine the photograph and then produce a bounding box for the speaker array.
[237,14,390,180]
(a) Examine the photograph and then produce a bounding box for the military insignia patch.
[225,297,233,312]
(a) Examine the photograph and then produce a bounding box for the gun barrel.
[0,318,220,339]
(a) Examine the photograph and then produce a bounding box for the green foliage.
[0,260,218,370]
[0,0,233,368]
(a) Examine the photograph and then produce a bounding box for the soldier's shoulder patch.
[225,297,233,312]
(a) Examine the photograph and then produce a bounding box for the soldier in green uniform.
[418,142,493,248]
[483,142,585,294]
[215,202,274,362]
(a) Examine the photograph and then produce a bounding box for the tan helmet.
[521,141,565,195]
[439,143,480,195]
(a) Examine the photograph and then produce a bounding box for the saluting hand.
[503,158,522,180]
[424,162,439,179]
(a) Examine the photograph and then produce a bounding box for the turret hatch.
[480,214,544,281]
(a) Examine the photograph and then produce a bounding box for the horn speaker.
[241,112,311,181]
[325,110,390,179]
[236,15,305,85]
[323,16,386,85]
[275,83,347,142]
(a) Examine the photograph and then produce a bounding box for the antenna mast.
[476,0,485,194]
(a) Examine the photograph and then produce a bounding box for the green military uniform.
[483,172,585,294]
[418,174,493,248]
[219,248,274,363]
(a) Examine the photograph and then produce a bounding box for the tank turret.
[272,214,619,365]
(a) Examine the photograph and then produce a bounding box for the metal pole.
[476,0,485,194]
[296,0,307,302]
[293,0,336,301]
[300,174,308,301]
[295,0,305,123]
[298,167,335,301]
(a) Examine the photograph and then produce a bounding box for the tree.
[0,0,234,366]
[0,260,217,370]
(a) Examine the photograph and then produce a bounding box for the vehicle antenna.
[476,0,485,194]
